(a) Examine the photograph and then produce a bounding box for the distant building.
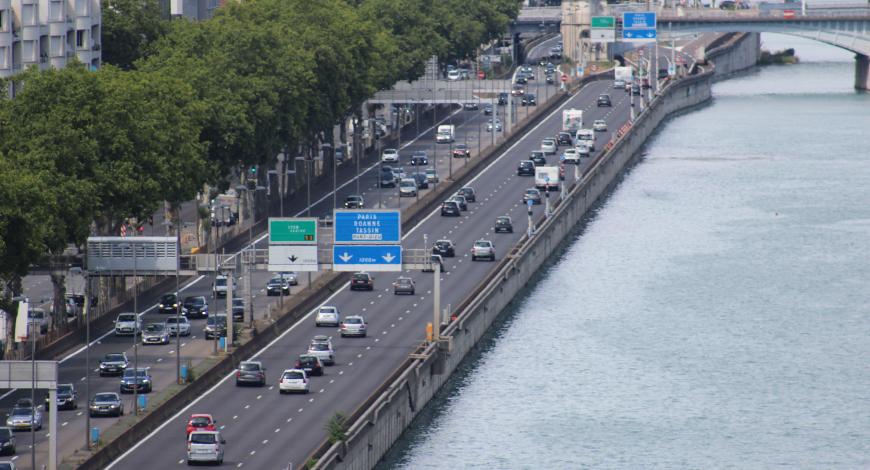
[0,0,102,86]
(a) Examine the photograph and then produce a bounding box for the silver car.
[471,240,496,261]
[541,138,557,155]
[187,431,225,465]
[315,306,340,327]
[399,178,418,197]
[164,316,191,337]
[141,323,169,345]
[307,337,335,365]
[340,315,367,338]
[5,407,42,431]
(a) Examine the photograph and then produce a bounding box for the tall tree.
[101,0,170,70]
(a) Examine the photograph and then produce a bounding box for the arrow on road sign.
[288,255,298,262]
[382,253,396,263]
[339,252,353,262]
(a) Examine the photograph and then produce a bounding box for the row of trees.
[0,0,521,305]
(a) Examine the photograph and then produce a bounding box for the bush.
[325,411,347,444]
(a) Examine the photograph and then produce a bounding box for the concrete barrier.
[310,34,760,470]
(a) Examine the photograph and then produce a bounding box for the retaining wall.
[313,34,760,470]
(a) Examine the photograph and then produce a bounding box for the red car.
[559,163,566,181]
[452,144,471,158]
[186,414,216,435]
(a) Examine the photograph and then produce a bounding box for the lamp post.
[175,219,182,384]
[119,242,139,415]
[276,152,286,217]
[83,263,91,449]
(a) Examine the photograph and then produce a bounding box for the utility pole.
[225,275,233,352]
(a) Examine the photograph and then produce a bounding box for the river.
[377,34,870,469]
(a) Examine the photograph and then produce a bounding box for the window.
[75,0,89,16]
[76,30,85,48]
[0,47,7,69]
[0,10,7,32]
[49,0,64,22]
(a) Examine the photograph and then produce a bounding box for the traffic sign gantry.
[333,245,402,272]
[334,210,401,244]
[269,218,317,244]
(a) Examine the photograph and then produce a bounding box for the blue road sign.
[333,245,402,272]
[334,210,401,244]
[622,28,657,42]
[527,199,534,207]
[622,12,656,29]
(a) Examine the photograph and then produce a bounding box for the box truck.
[436,125,455,143]
[562,109,583,133]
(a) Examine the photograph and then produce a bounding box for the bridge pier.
[856,54,870,91]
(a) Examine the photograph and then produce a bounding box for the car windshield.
[10,408,31,417]
[400,181,415,187]
[160,294,175,303]
[28,310,44,319]
[309,343,329,351]
[456,144,467,149]
[207,317,226,326]
[526,189,538,195]
[145,324,163,333]
[345,317,363,325]
[352,274,369,280]
[123,370,147,378]
[232,299,244,307]
[165,317,182,324]
[190,417,211,427]
[436,241,450,247]
[105,353,124,362]
[543,139,554,145]
[0,428,11,439]
[186,297,204,306]
[117,314,136,322]
[319,307,337,314]
[58,385,72,394]
[190,433,217,444]
[94,393,117,402]
[215,278,226,287]
[475,241,491,248]
[396,278,411,285]
[497,218,509,223]
[299,356,316,365]
[283,371,304,380]
[239,363,260,372]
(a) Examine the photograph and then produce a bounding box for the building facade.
[0,0,101,81]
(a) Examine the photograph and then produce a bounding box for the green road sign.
[269,218,317,244]
[591,16,615,29]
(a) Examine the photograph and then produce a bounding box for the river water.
[378,34,870,469]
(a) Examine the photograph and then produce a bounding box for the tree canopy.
[0,0,522,291]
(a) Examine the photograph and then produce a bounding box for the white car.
[315,306,340,327]
[593,119,607,132]
[399,178,418,197]
[561,148,580,164]
[381,148,399,163]
[307,336,336,365]
[613,79,625,89]
[114,313,141,336]
[278,369,310,394]
[447,69,461,81]
[471,240,496,261]
[576,141,591,157]
[340,315,367,337]
[141,323,169,345]
[187,431,225,465]
[541,138,557,155]
[164,316,191,336]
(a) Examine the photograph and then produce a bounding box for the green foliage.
[101,0,170,70]
[325,411,347,444]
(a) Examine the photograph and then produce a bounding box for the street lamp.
[276,152,286,217]
[119,242,140,415]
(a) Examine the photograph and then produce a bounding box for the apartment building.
[0,0,101,82]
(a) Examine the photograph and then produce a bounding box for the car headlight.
[109,404,118,408]
[89,405,98,410]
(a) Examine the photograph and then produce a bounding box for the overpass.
[512,3,870,88]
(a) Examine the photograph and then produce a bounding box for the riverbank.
[312,34,761,470]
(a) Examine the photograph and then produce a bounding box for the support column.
[855,53,870,91]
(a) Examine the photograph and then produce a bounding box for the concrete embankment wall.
[707,32,761,81]
[313,34,759,470]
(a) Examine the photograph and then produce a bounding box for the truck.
[562,109,583,133]
[210,191,239,226]
[614,66,633,83]
[436,125,455,143]
[535,166,560,191]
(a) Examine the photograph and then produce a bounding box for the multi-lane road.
[106,74,639,468]
[2,40,566,470]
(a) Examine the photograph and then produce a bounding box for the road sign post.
[621,12,657,43]
[268,217,319,271]
[333,210,401,244]
[333,245,403,272]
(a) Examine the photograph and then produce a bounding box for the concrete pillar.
[855,53,870,91]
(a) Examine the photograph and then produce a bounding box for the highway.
[106,75,637,468]
[1,41,564,470]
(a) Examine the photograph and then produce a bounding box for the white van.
[187,430,225,465]
[575,129,595,151]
